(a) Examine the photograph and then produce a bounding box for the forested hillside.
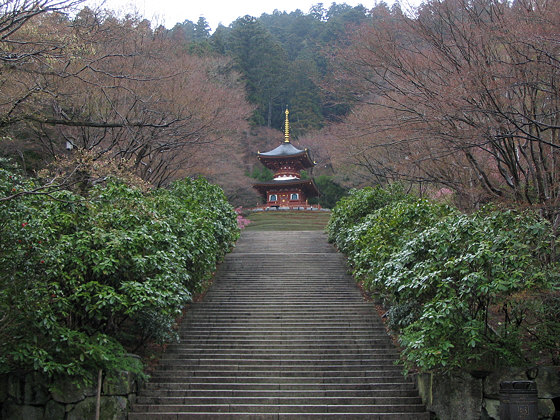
[2,0,560,217]
[168,3,382,135]
[1,1,381,206]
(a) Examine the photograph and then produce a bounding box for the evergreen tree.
[207,4,374,135]
[169,19,196,42]
[227,16,288,128]
[285,60,323,137]
[309,3,328,21]
[210,24,229,54]
[309,175,348,209]
[194,17,211,40]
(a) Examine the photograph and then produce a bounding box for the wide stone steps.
[129,415,426,420]
[129,415,425,420]
[159,358,398,365]
[129,231,428,420]
[135,396,423,404]
[179,325,388,330]
[141,382,418,391]
[159,356,399,364]
[180,329,389,334]
[145,376,410,385]
[132,403,426,413]
[139,389,419,398]
[148,369,405,377]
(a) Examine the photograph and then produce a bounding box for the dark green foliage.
[326,184,408,248]
[328,186,559,373]
[198,3,375,136]
[379,208,556,371]
[347,199,453,283]
[157,3,398,136]
[248,165,274,182]
[529,292,560,364]
[194,17,211,40]
[167,17,213,56]
[308,174,347,209]
[0,166,239,385]
[152,178,240,293]
[227,16,287,128]
[169,17,211,42]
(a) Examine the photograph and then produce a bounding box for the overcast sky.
[87,0,407,30]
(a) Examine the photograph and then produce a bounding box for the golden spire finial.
[284,108,290,143]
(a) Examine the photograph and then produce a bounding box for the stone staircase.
[129,231,429,419]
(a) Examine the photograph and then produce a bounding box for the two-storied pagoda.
[253,109,319,209]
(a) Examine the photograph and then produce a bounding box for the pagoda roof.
[253,178,319,198]
[260,142,306,157]
[258,143,315,168]
[258,109,315,168]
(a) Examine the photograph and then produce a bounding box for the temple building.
[253,109,319,209]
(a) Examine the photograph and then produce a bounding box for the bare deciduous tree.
[1,5,252,188]
[328,0,560,224]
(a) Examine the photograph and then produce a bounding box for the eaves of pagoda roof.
[252,178,319,198]
[257,143,315,168]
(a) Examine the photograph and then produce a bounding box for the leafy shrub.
[347,198,454,285]
[0,169,239,384]
[528,292,560,364]
[327,184,408,251]
[378,207,557,372]
[153,178,240,292]
[328,185,559,373]
[385,301,421,332]
[308,175,348,209]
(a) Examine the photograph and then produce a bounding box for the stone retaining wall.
[0,370,140,420]
[415,366,560,420]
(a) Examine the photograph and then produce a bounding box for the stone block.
[67,395,128,420]
[7,374,24,403]
[482,397,499,420]
[483,367,527,398]
[534,366,560,399]
[416,372,433,406]
[0,374,8,403]
[416,371,482,420]
[103,371,135,396]
[538,398,556,419]
[44,400,66,419]
[23,372,49,405]
[1,402,43,420]
[50,378,95,404]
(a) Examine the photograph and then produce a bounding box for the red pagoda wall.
[266,188,307,207]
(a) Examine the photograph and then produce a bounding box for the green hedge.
[328,186,560,373]
[0,167,239,383]
[327,184,409,251]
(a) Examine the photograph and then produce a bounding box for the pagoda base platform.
[250,204,328,212]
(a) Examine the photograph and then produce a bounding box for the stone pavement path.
[129,231,429,419]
